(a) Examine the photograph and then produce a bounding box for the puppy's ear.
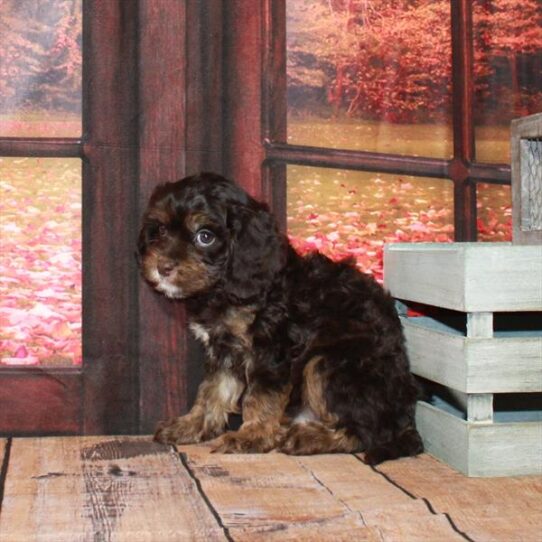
[225,205,286,302]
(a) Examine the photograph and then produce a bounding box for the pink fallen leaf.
[408,222,429,233]
[28,302,64,320]
[51,320,72,339]
[14,345,28,358]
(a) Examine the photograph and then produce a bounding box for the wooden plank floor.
[0,437,541,541]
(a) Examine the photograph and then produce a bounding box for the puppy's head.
[138,172,287,302]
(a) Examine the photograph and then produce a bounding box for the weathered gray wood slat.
[466,312,493,338]
[415,402,470,475]
[0,437,226,541]
[384,243,542,312]
[467,394,494,423]
[416,401,542,477]
[401,317,542,393]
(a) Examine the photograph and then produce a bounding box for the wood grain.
[378,453,542,542]
[0,437,226,541]
[223,0,266,198]
[0,369,81,435]
[178,446,463,541]
[82,0,140,434]
[0,137,82,157]
[2,438,542,541]
[450,0,477,241]
[136,0,190,433]
[136,0,225,432]
[178,446,351,527]
[297,455,462,541]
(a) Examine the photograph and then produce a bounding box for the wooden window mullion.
[451,0,477,241]
[0,138,83,157]
[265,143,450,179]
[82,0,140,434]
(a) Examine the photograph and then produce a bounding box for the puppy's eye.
[195,229,216,247]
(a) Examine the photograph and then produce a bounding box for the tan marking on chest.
[222,306,256,349]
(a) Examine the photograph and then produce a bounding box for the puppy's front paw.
[210,429,277,454]
[153,415,205,445]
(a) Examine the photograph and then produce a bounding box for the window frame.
[0,0,140,435]
[225,0,512,239]
[0,0,515,436]
[0,0,223,436]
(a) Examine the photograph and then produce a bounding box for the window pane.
[473,0,542,163]
[287,165,454,282]
[476,183,512,241]
[0,157,82,366]
[287,0,453,158]
[0,0,82,137]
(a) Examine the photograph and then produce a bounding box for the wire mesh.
[520,137,542,231]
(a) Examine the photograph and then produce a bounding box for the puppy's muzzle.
[157,259,175,277]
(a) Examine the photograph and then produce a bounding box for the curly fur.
[138,172,423,464]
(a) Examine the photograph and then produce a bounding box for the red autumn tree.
[287,0,542,123]
[473,0,542,119]
[0,0,82,115]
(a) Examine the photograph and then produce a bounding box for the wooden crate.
[384,243,542,477]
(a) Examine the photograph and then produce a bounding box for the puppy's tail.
[363,427,423,466]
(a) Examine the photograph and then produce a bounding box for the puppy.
[138,172,423,464]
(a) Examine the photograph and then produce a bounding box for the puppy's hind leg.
[279,356,361,455]
[321,346,423,465]
[280,421,360,455]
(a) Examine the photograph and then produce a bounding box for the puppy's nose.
[157,260,175,276]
